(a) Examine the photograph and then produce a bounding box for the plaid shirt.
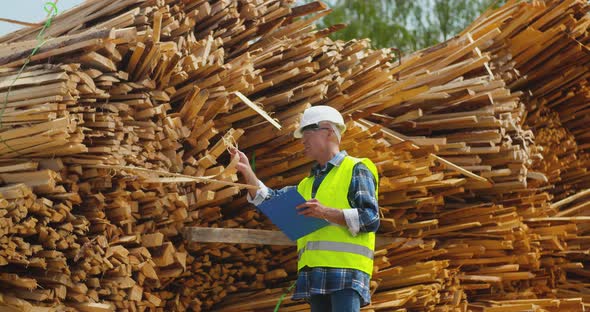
[252,151,379,306]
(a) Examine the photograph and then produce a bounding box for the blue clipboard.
[257,188,329,241]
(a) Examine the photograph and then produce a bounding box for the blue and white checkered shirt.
[247,151,379,306]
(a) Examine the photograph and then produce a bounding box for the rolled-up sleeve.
[247,180,297,206]
[246,180,269,206]
[344,163,379,236]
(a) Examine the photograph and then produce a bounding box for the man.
[230,105,379,312]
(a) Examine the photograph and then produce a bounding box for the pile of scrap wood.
[0,0,589,311]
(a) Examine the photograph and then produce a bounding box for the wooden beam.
[552,189,590,210]
[182,227,402,247]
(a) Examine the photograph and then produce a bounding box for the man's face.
[301,122,333,160]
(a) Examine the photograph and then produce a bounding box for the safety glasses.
[301,123,332,134]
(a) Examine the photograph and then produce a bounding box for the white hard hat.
[294,105,346,138]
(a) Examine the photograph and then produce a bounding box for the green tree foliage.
[298,0,501,52]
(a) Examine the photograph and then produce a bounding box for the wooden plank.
[182,227,402,247]
[0,28,113,67]
[234,91,282,130]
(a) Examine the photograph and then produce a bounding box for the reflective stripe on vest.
[298,241,374,260]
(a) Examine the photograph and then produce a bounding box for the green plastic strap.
[250,150,256,173]
[273,281,296,312]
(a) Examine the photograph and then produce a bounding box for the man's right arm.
[230,147,295,204]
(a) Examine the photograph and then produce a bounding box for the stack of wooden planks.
[357,33,538,195]
[0,64,86,158]
[468,298,585,312]
[214,237,465,312]
[527,189,590,305]
[461,0,590,201]
[429,0,590,310]
[525,106,590,200]
[0,0,589,311]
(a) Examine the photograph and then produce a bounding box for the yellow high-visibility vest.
[296,156,379,276]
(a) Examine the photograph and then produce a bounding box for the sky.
[0,0,84,36]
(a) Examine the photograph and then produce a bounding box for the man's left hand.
[296,199,328,219]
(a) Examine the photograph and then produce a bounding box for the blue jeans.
[310,288,361,312]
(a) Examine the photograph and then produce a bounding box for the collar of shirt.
[310,151,348,177]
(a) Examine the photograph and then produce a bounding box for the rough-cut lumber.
[182,227,404,247]
[0,0,589,311]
